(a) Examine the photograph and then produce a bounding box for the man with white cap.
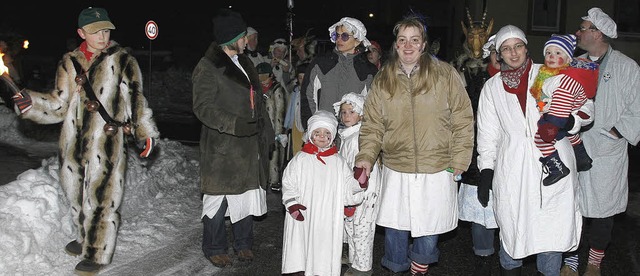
[559,7,640,276]
[299,17,378,129]
[476,24,583,275]
[245,27,268,66]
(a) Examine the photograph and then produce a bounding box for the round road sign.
[145,21,158,40]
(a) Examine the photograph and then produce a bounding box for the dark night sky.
[3,1,457,68]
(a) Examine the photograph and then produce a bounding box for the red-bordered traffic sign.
[145,21,158,40]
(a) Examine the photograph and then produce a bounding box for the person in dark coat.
[191,8,275,269]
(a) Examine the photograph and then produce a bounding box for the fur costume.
[263,79,287,186]
[18,41,159,265]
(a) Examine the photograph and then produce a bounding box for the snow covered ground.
[0,107,225,275]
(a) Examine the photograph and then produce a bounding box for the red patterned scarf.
[500,58,532,114]
[301,142,337,165]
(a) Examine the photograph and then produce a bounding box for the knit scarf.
[530,64,569,111]
[301,142,337,165]
[500,58,532,114]
[500,58,532,90]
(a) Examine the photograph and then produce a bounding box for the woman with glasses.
[476,25,585,275]
[299,17,378,129]
[355,13,474,275]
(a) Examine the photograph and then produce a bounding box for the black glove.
[235,117,258,136]
[477,169,494,208]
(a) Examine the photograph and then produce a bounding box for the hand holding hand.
[354,167,369,189]
[354,161,372,177]
[287,204,307,221]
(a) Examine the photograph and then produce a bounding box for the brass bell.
[103,123,118,136]
[85,100,100,112]
[75,74,87,85]
[122,123,132,136]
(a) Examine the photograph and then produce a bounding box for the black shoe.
[74,259,103,276]
[573,142,593,172]
[473,255,493,276]
[64,240,82,256]
[500,266,521,276]
[540,151,570,186]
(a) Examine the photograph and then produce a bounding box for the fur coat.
[18,41,159,264]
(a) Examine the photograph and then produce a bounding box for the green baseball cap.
[78,7,116,34]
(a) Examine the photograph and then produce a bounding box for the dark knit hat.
[213,9,247,46]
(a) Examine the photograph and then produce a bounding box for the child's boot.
[540,151,570,186]
[573,142,592,171]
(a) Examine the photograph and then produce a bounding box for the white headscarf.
[328,17,371,48]
[332,92,366,117]
[482,34,496,59]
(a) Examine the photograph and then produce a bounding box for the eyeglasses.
[499,43,526,53]
[578,25,598,32]
[396,38,422,46]
[331,32,354,42]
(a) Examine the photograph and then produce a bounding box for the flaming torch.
[0,51,22,94]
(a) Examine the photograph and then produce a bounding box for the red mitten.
[287,204,306,221]
[137,137,156,158]
[538,123,559,143]
[576,111,590,120]
[354,167,368,189]
[344,206,356,217]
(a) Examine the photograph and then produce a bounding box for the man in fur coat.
[256,62,288,191]
[192,9,275,269]
[12,7,159,275]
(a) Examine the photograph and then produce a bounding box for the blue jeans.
[201,197,253,257]
[499,242,562,276]
[381,227,440,272]
[471,222,496,256]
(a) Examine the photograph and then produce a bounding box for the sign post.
[145,20,158,97]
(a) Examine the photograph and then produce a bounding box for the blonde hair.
[373,16,445,97]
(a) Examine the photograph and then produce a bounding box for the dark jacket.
[192,42,275,195]
[299,46,378,129]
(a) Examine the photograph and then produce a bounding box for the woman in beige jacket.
[355,14,474,275]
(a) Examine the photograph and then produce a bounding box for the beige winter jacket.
[356,59,474,173]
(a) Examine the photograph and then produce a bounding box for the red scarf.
[261,79,274,92]
[301,142,337,165]
[78,41,111,61]
[79,41,94,61]
[501,58,532,114]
